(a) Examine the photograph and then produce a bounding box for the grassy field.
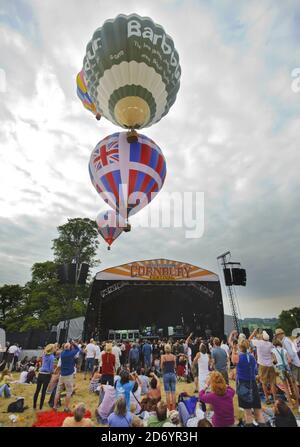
[0,372,297,427]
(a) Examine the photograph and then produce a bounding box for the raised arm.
[249,328,258,341]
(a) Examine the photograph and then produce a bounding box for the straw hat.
[44,344,54,355]
[275,328,285,336]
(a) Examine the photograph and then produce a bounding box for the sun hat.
[275,328,285,336]
[262,330,269,341]
[44,344,54,355]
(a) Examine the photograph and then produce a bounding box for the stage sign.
[95,259,219,282]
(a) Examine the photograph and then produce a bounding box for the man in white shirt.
[112,343,121,370]
[275,328,300,411]
[84,339,96,380]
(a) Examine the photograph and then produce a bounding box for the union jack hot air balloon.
[89,132,166,219]
[96,209,124,250]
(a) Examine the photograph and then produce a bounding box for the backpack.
[7,398,28,413]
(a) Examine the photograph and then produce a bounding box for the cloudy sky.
[1,0,300,318]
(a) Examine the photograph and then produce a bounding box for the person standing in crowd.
[128,344,140,371]
[271,339,293,406]
[120,341,126,366]
[275,328,300,411]
[96,383,116,424]
[94,342,101,369]
[53,340,79,412]
[193,343,210,391]
[108,396,132,427]
[161,344,176,410]
[236,339,266,427]
[6,343,19,371]
[62,403,94,427]
[100,343,115,386]
[249,329,277,404]
[199,371,235,427]
[84,339,96,380]
[112,342,121,370]
[211,338,229,384]
[142,340,152,369]
[33,344,55,410]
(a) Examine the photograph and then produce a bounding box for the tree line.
[0,218,99,332]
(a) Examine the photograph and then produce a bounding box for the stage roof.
[95,258,219,282]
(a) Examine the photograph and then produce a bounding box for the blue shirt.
[60,346,80,376]
[108,411,132,427]
[40,353,54,374]
[236,353,257,381]
[115,380,135,410]
[129,347,139,361]
[142,343,152,358]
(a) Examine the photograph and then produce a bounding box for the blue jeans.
[163,372,176,393]
[85,357,95,373]
[0,384,11,398]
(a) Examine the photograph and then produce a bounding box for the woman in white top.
[193,343,210,390]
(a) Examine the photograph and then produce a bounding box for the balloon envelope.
[76,69,97,115]
[83,14,181,129]
[96,210,123,247]
[89,132,167,218]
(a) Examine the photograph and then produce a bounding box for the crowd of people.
[0,328,300,427]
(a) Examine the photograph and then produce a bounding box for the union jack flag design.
[92,136,119,170]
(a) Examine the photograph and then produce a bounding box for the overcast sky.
[0,0,300,318]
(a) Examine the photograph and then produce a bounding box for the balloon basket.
[95,113,101,121]
[127,129,138,143]
[107,246,111,251]
[124,223,131,233]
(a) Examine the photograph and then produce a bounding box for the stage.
[84,259,225,340]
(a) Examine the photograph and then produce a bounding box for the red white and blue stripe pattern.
[89,132,167,218]
[96,210,123,247]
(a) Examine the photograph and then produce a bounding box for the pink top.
[199,387,235,427]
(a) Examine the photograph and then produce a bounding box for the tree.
[0,284,25,330]
[18,261,90,331]
[52,218,100,267]
[278,307,300,335]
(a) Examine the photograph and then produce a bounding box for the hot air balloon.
[96,209,123,250]
[83,14,181,131]
[89,132,167,219]
[76,69,101,120]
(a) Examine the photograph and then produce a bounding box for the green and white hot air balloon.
[83,14,181,130]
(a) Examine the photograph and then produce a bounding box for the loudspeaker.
[78,263,89,285]
[223,268,233,286]
[58,328,67,345]
[242,327,250,338]
[57,264,69,284]
[232,268,247,286]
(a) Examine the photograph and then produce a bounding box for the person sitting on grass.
[62,403,94,427]
[108,396,132,427]
[198,418,213,427]
[0,369,13,398]
[146,400,170,427]
[89,367,102,393]
[146,372,161,402]
[199,371,235,427]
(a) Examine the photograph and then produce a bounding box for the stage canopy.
[84,259,225,340]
